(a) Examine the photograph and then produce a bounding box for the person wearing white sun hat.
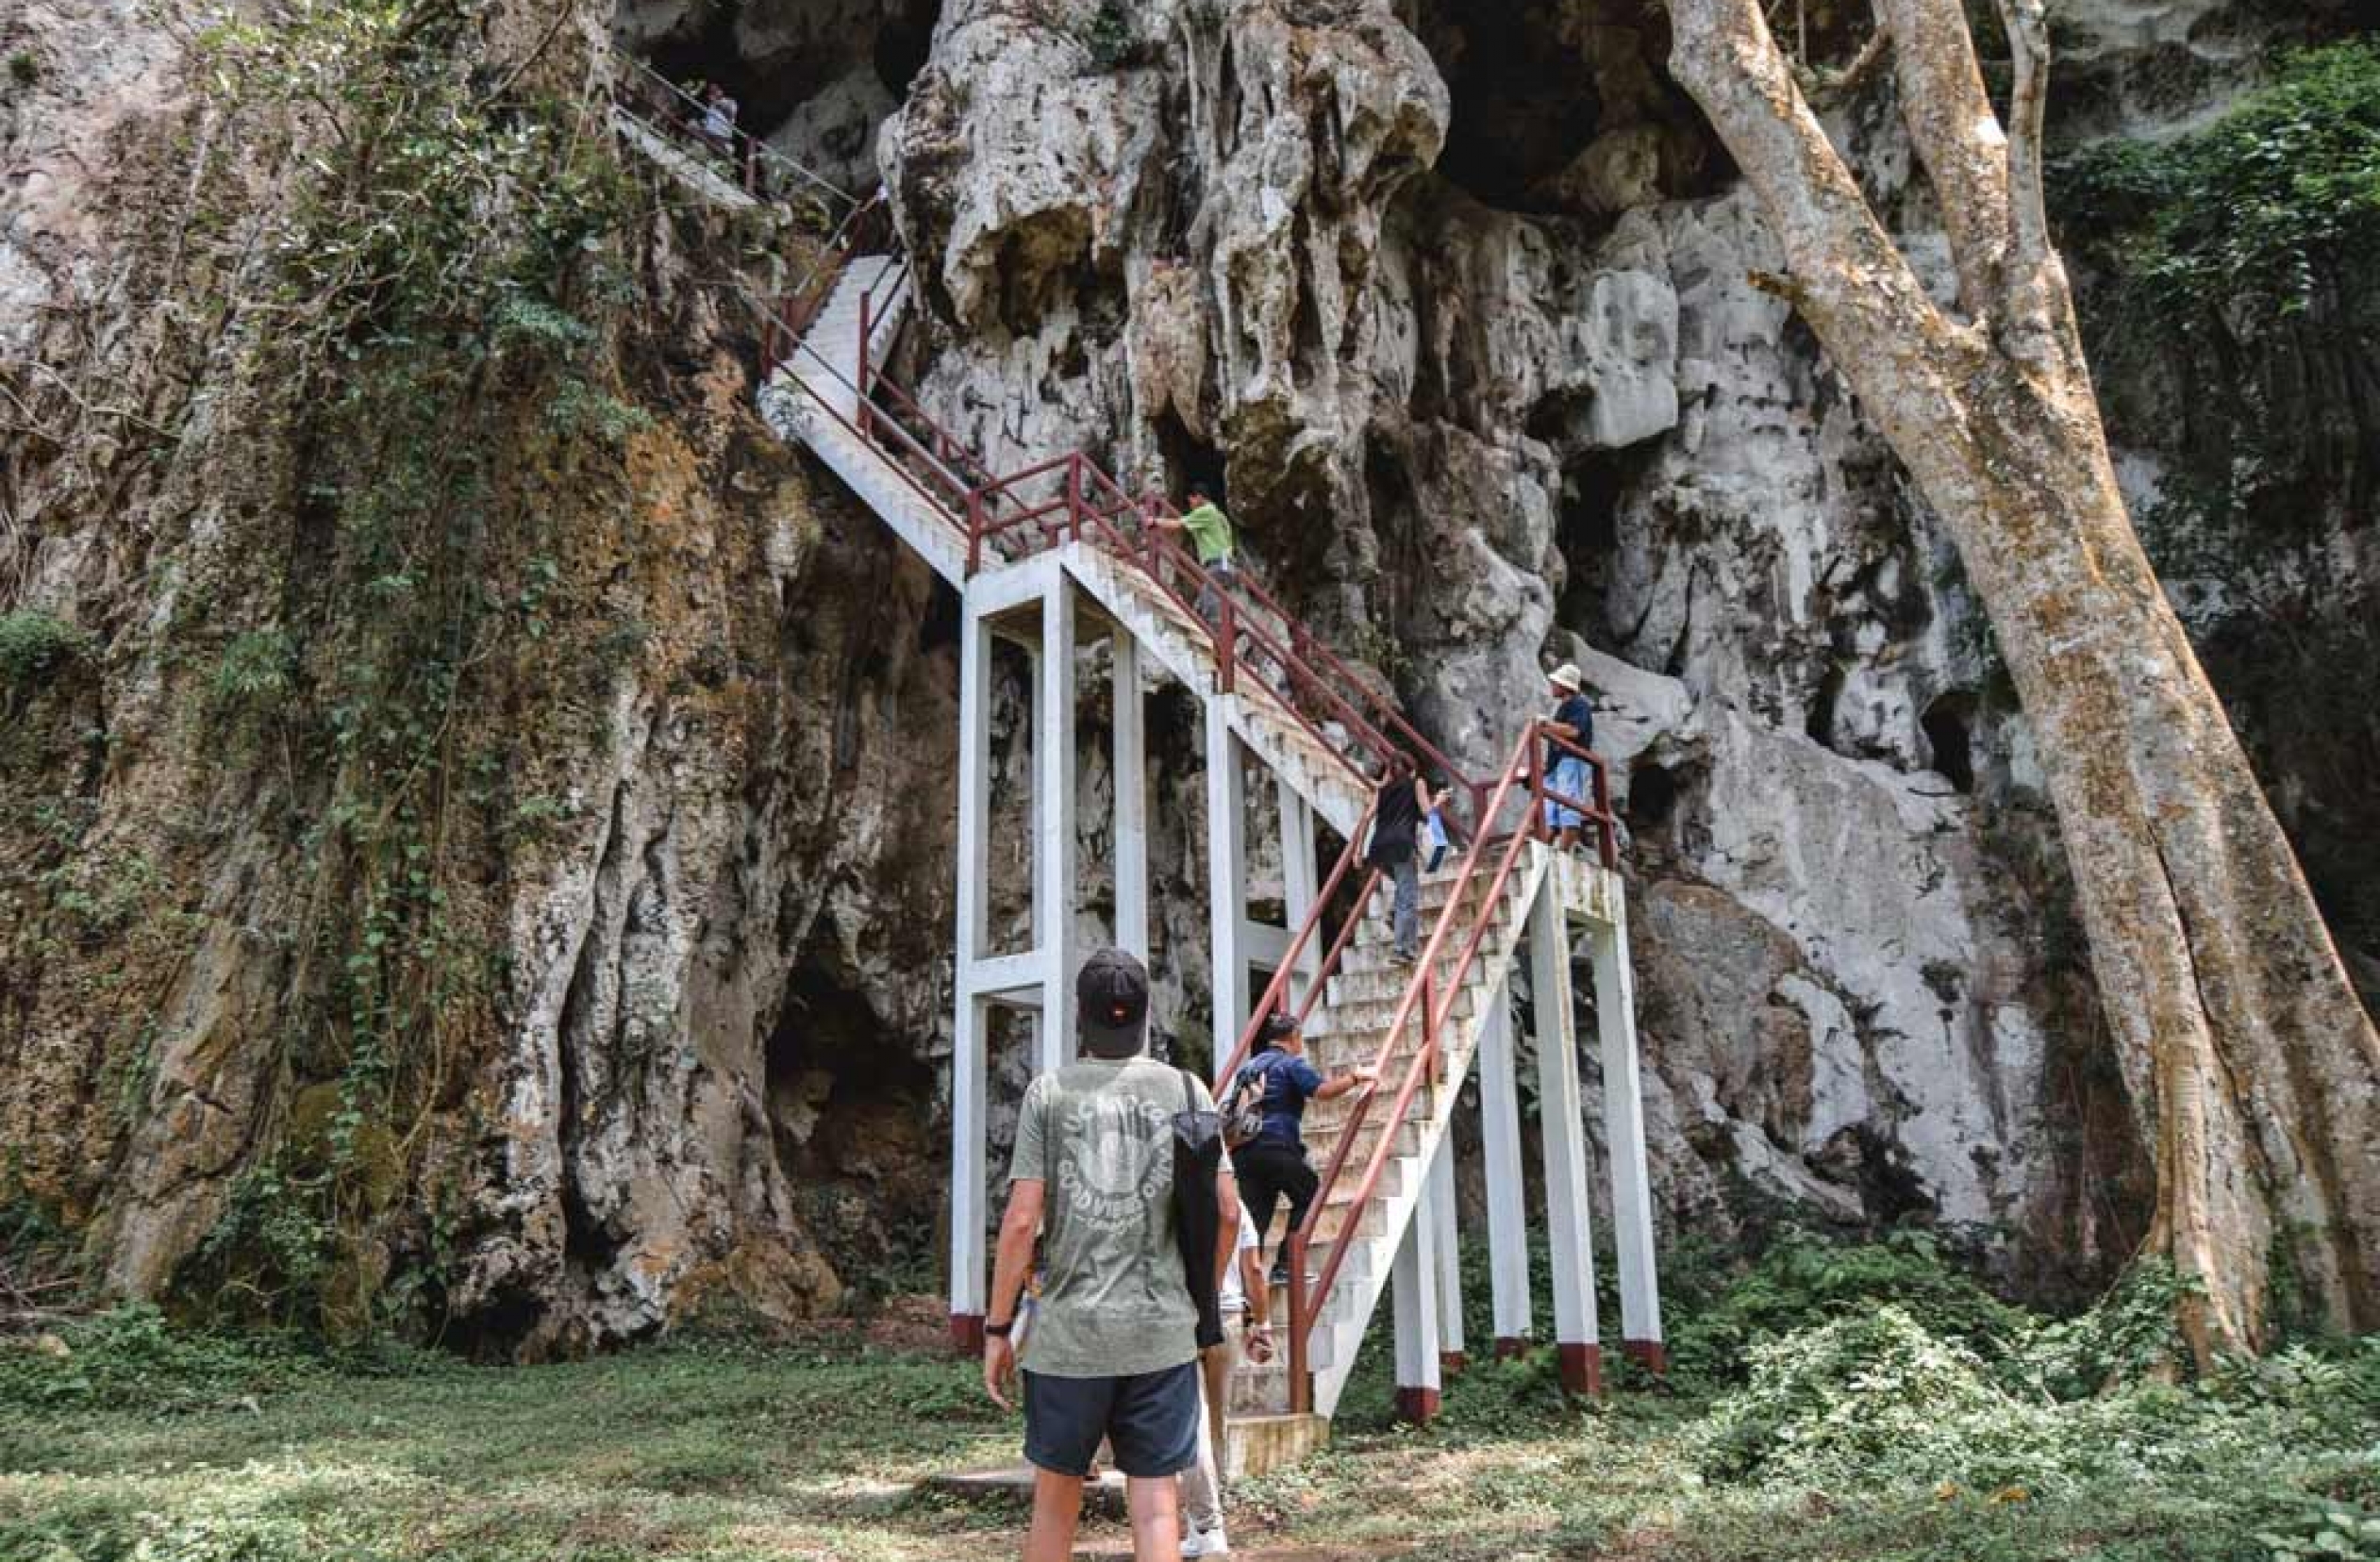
[1542,663,1595,852]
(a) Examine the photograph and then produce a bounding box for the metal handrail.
[610,53,856,207]
[1215,794,1383,1090]
[1285,721,1612,1411]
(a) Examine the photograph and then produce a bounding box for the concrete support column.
[1429,1138,1467,1373]
[948,592,995,1350]
[1037,580,1077,1071]
[1531,885,1604,1396]
[1477,985,1535,1355]
[1112,629,1148,962]
[1276,778,1320,1004]
[1591,901,1665,1371]
[1390,1165,1443,1424]
[1205,699,1248,1083]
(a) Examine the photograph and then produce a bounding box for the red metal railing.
[1281,721,1620,1410]
[610,54,853,210]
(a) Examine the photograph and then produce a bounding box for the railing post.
[1218,592,1236,694]
[1593,758,1616,868]
[1528,726,1547,842]
[1289,1228,1313,1413]
[966,489,984,578]
[1066,455,1083,543]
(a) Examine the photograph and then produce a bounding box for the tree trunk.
[1666,0,2380,1357]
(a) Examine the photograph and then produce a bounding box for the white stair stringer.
[757,261,973,587]
[611,111,759,209]
[1060,544,1373,840]
[1286,847,1554,1418]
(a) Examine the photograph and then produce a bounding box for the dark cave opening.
[618,0,942,157]
[765,940,943,1293]
[1627,760,1680,837]
[1921,691,1977,794]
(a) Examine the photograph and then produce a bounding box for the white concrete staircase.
[740,249,1544,1464]
[1226,851,1551,1423]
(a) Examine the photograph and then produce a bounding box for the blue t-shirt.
[1237,1050,1325,1149]
[1547,693,1594,769]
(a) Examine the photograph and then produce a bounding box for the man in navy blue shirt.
[1229,1012,1376,1284]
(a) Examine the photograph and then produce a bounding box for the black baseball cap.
[1076,948,1151,1058]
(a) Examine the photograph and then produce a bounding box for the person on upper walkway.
[698,82,739,153]
[982,949,1236,1562]
[1541,662,1596,853]
[1229,1011,1376,1286]
[1151,487,1239,630]
[1366,753,1441,967]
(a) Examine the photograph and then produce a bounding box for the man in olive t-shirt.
[981,949,1237,1562]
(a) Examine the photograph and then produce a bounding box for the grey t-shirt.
[1009,1055,1214,1379]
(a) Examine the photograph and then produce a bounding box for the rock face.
[0,0,2363,1346]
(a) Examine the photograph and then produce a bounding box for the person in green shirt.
[1153,487,1239,629]
[981,949,1240,1562]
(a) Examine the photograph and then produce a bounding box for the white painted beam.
[1037,578,1077,1072]
[1112,628,1149,962]
[1477,982,1536,1353]
[1591,898,1665,1371]
[1277,779,1320,1003]
[1429,1137,1466,1370]
[1391,1174,1443,1423]
[1531,883,1604,1397]
[1205,698,1248,1084]
[948,590,994,1351]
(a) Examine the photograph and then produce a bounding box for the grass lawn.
[4,1294,2371,1562]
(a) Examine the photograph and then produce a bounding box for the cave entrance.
[614,0,944,191]
[1921,692,1977,794]
[764,938,943,1301]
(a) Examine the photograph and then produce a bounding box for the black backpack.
[1171,1068,1225,1350]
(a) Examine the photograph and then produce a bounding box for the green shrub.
[211,627,297,712]
[1666,1227,2031,1384]
[0,1304,324,1414]
[0,609,87,691]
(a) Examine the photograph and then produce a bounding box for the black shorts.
[1022,1361,1201,1479]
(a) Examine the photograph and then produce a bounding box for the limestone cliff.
[1,0,2370,1349]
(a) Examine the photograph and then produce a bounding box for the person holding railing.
[1229,1012,1378,1287]
[698,82,740,157]
[1367,753,1441,966]
[1150,486,1239,629]
[1542,663,1596,852]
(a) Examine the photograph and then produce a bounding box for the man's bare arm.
[982,1178,1044,1408]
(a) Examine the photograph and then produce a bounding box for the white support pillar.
[948,591,995,1351]
[1205,699,1248,1083]
[1112,629,1149,962]
[1276,777,1320,1004]
[1591,899,1665,1371]
[1390,1172,1443,1423]
[1531,884,1604,1396]
[1037,579,1077,1072]
[1429,1138,1467,1371]
[1477,984,1535,1355]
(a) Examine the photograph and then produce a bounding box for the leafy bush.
[0,1304,325,1414]
[0,610,87,691]
[1666,1227,2030,1384]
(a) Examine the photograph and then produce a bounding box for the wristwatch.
[985,1320,1014,1338]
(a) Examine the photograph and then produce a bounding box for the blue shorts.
[1023,1361,1201,1478]
[1543,756,1590,829]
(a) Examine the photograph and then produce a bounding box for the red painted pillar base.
[1623,1338,1669,1375]
[1440,1350,1468,1376]
[950,1313,984,1354]
[1491,1336,1531,1361]
[1557,1341,1604,1398]
[1393,1386,1441,1425]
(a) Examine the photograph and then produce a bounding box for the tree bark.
[1668,0,2380,1358]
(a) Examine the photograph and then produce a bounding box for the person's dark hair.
[1257,1010,1299,1052]
[1187,487,1209,506]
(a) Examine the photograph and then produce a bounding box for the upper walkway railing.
[745,240,1547,844]
[609,54,854,212]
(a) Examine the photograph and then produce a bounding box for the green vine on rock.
[158,0,659,1338]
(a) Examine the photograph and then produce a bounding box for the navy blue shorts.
[1022,1361,1201,1479]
